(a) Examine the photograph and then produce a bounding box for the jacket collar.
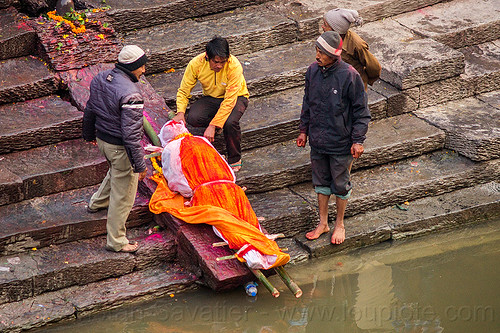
[115,63,139,82]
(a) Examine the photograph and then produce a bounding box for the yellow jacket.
[176,53,249,128]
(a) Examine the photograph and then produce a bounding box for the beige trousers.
[89,138,139,251]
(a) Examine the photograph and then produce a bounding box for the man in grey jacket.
[83,45,148,253]
[296,31,370,245]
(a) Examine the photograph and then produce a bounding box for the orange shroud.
[149,136,290,268]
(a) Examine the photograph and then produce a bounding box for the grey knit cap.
[324,8,363,34]
[118,45,148,71]
[315,31,343,58]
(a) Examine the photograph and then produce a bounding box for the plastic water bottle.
[244,282,258,297]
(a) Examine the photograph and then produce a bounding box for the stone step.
[0,56,58,105]
[394,0,500,49]
[414,92,500,161]
[250,153,499,240]
[147,40,315,109]
[296,181,500,258]
[237,113,445,193]
[79,0,272,32]
[0,185,153,256]
[0,96,83,155]
[0,263,197,333]
[122,4,298,74]
[0,7,37,60]
[419,39,500,108]
[0,228,177,305]
[355,18,465,90]
[0,139,107,207]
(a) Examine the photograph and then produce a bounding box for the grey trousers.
[89,138,139,251]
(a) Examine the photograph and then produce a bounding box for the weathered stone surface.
[419,40,500,108]
[0,7,36,60]
[0,1,18,9]
[29,12,121,71]
[394,0,500,49]
[366,88,387,121]
[291,151,500,220]
[0,228,176,305]
[176,224,253,291]
[0,139,107,203]
[370,80,418,116]
[0,96,83,154]
[248,188,317,237]
[476,89,500,109]
[355,18,465,89]
[237,113,445,193]
[0,56,58,105]
[414,97,500,161]
[148,41,316,108]
[80,0,272,32]
[122,6,297,74]
[270,0,449,39]
[297,181,500,258]
[0,167,23,206]
[0,265,197,332]
[0,186,152,256]
[0,253,37,305]
[275,238,309,264]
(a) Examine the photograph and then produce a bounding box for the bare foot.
[331,226,345,245]
[306,224,330,240]
[120,242,139,253]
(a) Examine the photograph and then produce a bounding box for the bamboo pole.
[143,116,162,147]
[275,266,302,298]
[251,269,280,298]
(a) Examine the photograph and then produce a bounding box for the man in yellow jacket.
[172,36,249,172]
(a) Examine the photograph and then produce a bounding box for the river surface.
[37,219,500,333]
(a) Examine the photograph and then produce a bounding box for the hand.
[351,143,364,158]
[172,112,186,123]
[138,168,148,181]
[204,124,216,142]
[296,133,307,147]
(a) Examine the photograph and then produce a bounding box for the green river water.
[36,219,500,333]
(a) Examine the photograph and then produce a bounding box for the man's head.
[206,36,230,72]
[118,45,148,79]
[322,8,362,34]
[315,31,343,67]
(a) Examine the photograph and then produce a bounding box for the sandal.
[230,161,243,172]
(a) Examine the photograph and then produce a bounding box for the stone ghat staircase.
[0,0,499,331]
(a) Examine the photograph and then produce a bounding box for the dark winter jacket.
[299,59,370,155]
[82,65,146,173]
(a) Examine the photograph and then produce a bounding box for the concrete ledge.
[0,264,197,333]
[296,182,500,258]
[394,0,500,49]
[356,19,465,89]
[237,114,445,193]
[0,229,176,305]
[123,7,298,74]
[0,96,83,154]
[415,96,500,161]
[0,7,36,60]
[0,57,58,105]
[0,186,152,256]
[0,139,107,206]
[419,40,500,108]
[80,0,271,32]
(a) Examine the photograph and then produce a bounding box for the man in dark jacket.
[296,31,370,245]
[82,45,148,253]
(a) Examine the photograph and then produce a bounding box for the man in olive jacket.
[82,45,148,253]
[297,31,370,245]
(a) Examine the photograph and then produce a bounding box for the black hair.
[206,36,230,60]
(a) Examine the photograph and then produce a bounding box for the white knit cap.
[324,8,363,34]
[117,45,147,71]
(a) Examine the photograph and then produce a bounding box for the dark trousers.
[186,95,248,164]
